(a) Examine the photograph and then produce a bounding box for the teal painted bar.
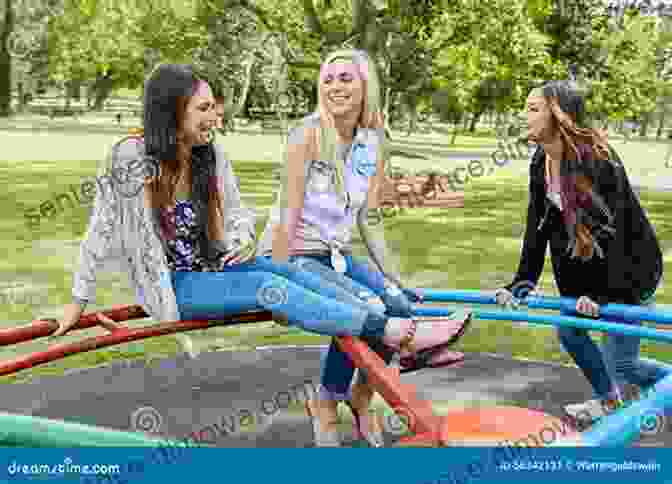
[0,411,208,448]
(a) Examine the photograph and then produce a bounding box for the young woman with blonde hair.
[258,49,471,446]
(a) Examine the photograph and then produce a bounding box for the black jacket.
[506,145,663,306]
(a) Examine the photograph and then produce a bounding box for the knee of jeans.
[381,291,412,318]
[318,385,351,401]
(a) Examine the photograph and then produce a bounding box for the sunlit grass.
[1,136,671,382]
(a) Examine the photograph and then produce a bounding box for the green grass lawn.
[1,137,671,383]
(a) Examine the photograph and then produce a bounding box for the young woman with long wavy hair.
[496,81,665,426]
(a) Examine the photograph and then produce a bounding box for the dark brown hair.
[142,64,224,258]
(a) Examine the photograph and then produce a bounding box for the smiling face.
[526,93,554,143]
[179,81,217,146]
[320,61,365,118]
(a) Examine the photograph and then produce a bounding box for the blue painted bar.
[413,306,672,344]
[639,357,672,378]
[420,289,496,305]
[577,373,672,447]
[418,289,672,325]
[526,295,672,324]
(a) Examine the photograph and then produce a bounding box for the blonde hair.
[313,49,387,196]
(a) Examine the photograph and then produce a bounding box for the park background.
[0,0,671,388]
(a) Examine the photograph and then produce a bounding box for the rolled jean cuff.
[318,385,352,402]
[360,311,388,340]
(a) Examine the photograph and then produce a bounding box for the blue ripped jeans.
[171,256,389,342]
[291,254,413,401]
[558,306,669,400]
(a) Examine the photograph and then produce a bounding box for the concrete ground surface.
[0,347,669,447]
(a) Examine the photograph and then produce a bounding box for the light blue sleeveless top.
[257,114,380,257]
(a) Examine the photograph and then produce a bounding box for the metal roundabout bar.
[0,290,670,447]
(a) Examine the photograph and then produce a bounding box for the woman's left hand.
[402,288,424,303]
[222,240,256,266]
[576,295,600,318]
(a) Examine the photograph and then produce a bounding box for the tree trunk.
[225,54,256,120]
[0,0,15,118]
[469,111,482,133]
[352,0,369,42]
[450,120,460,146]
[302,0,323,35]
[16,80,23,113]
[383,86,392,131]
[638,112,650,138]
[91,74,114,112]
[405,94,417,136]
[657,108,666,140]
[69,79,82,101]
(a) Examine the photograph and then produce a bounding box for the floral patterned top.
[161,199,227,272]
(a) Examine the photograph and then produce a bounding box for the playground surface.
[0,346,669,447]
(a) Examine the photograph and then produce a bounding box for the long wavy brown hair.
[142,64,224,254]
[540,81,611,259]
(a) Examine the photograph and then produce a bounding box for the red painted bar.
[336,336,444,446]
[0,305,149,347]
[0,310,272,377]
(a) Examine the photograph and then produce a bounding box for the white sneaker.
[564,396,623,428]
[175,334,200,359]
[564,399,608,423]
[305,401,341,447]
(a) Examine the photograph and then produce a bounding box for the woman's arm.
[212,144,257,260]
[71,140,130,306]
[59,140,132,337]
[356,128,405,291]
[272,126,310,264]
[504,162,551,295]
